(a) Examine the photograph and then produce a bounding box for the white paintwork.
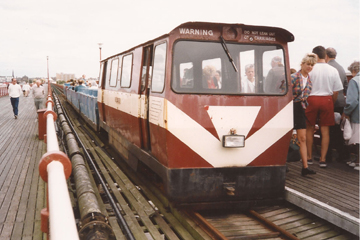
[47,161,79,240]
[207,106,261,138]
[103,89,141,117]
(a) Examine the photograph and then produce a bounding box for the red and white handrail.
[38,84,79,240]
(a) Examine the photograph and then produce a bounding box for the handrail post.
[37,109,47,140]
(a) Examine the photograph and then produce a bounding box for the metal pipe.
[71,154,101,219]
[47,161,79,240]
[47,96,53,110]
[46,114,59,152]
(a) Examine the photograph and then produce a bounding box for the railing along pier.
[38,83,79,240]
[0,85,8,97]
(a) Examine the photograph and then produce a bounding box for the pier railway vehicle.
[68,22,295,205]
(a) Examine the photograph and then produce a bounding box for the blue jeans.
[10,97,19,116]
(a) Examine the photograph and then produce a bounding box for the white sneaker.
[319,162,327,168]
[354,163,360,171]
[349,162,357,167]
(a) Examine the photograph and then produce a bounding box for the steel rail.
[248,209,300,240]
[186,211,228,240]
[52,87,135,240]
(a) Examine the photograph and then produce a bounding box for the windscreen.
[172,41,287,95]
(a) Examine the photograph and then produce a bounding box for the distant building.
[56,73,75,82]
[0,76,13,83]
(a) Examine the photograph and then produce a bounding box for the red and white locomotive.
[96,22,294,205]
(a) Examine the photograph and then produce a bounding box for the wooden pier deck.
[286,152,359,236]
[0,93,46,240]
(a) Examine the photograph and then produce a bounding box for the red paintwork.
[103,103,142,147]
[248,132,292,166]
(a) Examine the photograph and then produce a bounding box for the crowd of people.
[7,74,98,120]
[291,46,359,175]
[8,79,46,119]
[65,75,98,91]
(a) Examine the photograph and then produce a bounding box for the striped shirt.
[291,70,312,107]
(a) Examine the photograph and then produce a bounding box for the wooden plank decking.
[0,93,47,240]
[286,157,359,219]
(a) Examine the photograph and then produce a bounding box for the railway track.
[52,85,357,240]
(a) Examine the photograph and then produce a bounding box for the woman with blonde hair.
[291,53,318,176]
[203,65,217,89]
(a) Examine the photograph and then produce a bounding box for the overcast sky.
[0,0,359,79]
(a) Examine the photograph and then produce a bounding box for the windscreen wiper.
[220,36,238,72]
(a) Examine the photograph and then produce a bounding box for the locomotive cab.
[97,22,295,206]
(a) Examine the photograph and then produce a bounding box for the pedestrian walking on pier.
[8,78,22,119]
[22,82,31,97]
[32,80,45,111]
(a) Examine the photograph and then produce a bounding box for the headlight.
[222,135,245,148]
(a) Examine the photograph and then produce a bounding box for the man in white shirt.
[8,78,22,119]
[306,46,344,168]
[241,64,255,93]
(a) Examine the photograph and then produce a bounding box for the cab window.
[120,54,133,88]
[151,42,167,93]
[109,58,119,87]
[172,41,286,95]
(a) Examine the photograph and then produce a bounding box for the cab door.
[98,61,108,130]
[139,45,153,150]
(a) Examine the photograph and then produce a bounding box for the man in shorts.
[306,46,344,168]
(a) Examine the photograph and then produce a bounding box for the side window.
[202,58,221,89]
[105,60,111,87]
[109,58,119,87]
[121,54,132,88]
[179,62,193,88]
[151,42,167,92]
[262,50,286,94]
[98,62,104,87]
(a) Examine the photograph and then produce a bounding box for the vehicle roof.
[102,21,294,62]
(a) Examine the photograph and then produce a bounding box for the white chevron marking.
[167,101,293,167]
